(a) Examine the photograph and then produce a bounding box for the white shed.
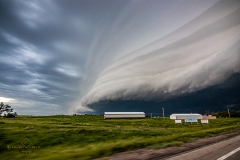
[104,112,145,119]
[170,113,202,120]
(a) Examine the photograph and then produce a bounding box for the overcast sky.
[0,0,239,115]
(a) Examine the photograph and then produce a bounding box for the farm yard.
[0,115,240,160]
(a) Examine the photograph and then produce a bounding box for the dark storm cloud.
[87,73,240,115]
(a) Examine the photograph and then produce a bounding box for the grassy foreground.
[0,115,240,160]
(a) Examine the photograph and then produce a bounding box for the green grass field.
[0,115,240,160]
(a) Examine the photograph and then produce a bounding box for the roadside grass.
[0,116,239,160]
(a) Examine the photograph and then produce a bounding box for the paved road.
[165,135,240,160]
[224,148,240,160]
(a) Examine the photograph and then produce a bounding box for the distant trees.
[0,102,17,118]
[213,110,240,118]
[205,110,210,116]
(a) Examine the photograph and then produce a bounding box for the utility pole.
[227,108,230,118]
[162,108,165,119]
[226,104,234,118]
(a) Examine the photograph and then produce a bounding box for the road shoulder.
[97,131,240,160]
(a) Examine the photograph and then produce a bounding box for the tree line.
[212,110,240,118]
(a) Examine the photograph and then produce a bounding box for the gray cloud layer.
[0,0,90,114]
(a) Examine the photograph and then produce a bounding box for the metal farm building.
[104,112,145,119]
[170,113,203,120]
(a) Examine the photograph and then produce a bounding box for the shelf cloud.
[76,0,240,112]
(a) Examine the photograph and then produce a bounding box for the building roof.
[104,112,145,114]
[171,113,202,116]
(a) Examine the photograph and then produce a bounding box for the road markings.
[217,147,240,160]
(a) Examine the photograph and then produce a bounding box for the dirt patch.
[97,131,240,160]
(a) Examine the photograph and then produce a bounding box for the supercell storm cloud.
[0,0,239,115]
[77,0,240,112]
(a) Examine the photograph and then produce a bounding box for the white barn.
[104,112,145,119]
[170,113,202,120]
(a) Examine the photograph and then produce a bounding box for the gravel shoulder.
[97,131,240,160]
